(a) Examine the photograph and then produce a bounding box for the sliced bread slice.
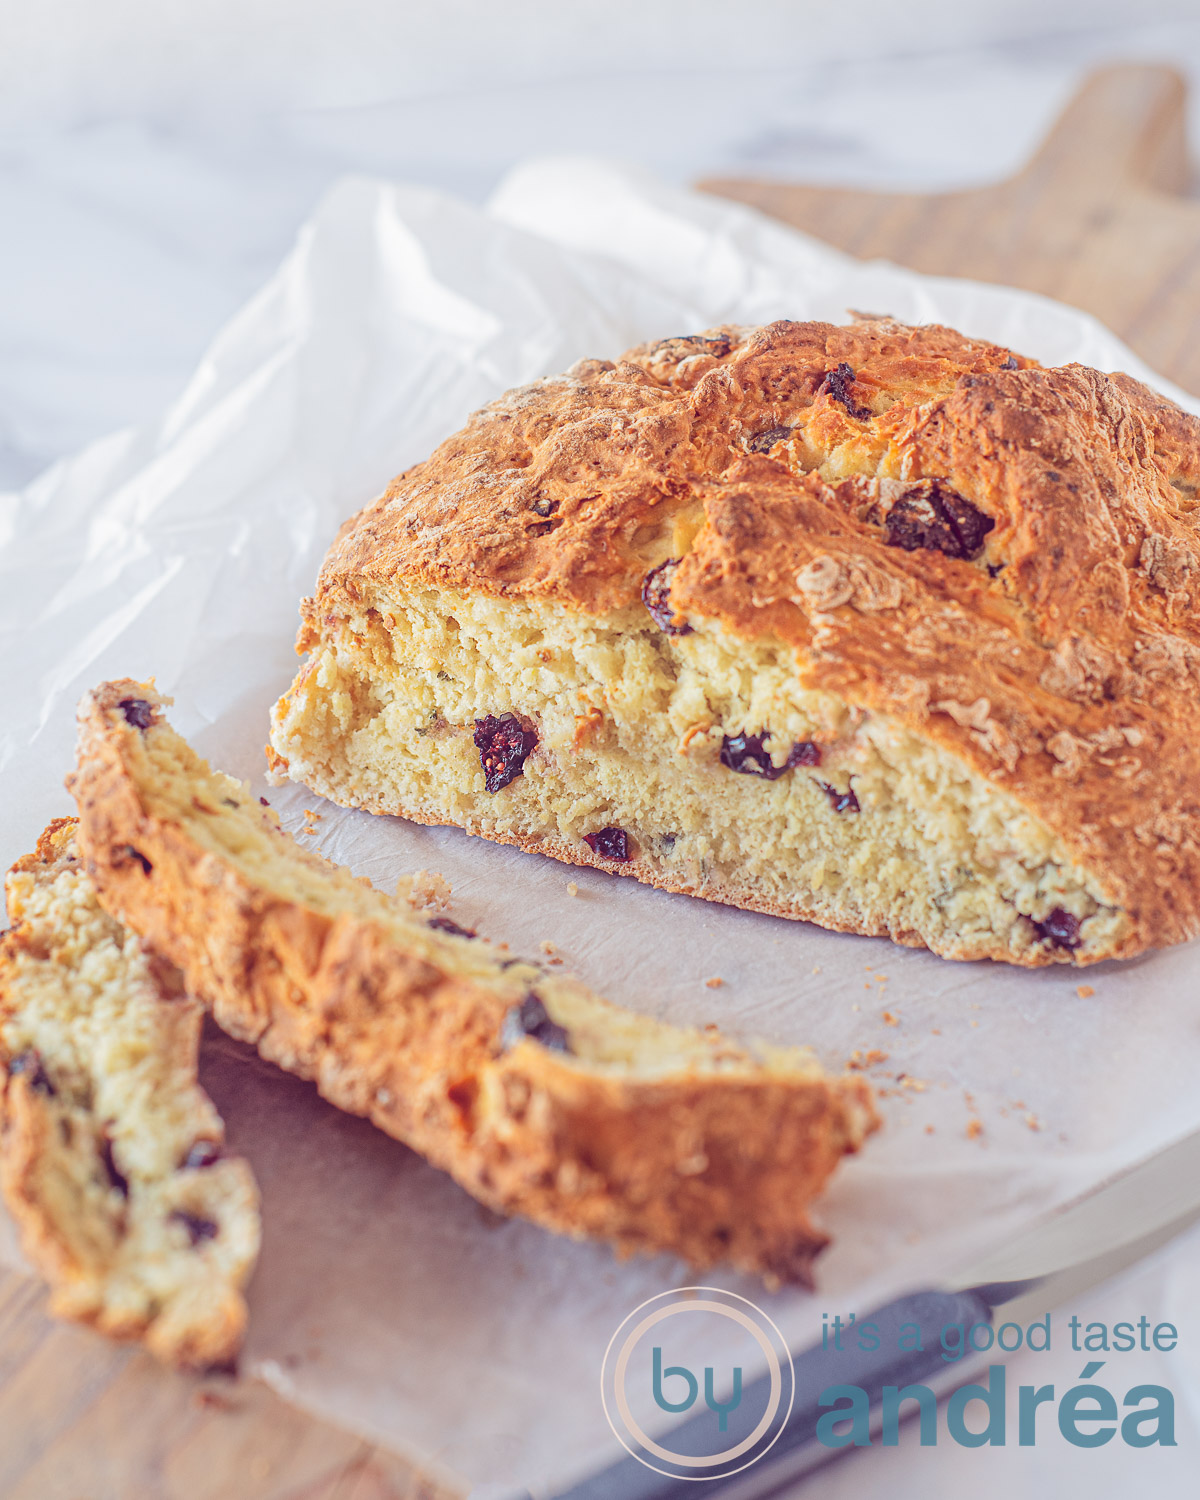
[0,818,260,1368]
[69,680,877,1283]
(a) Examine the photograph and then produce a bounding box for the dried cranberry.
[499,993,572,1054]
[1000,355,1019,370]
[817,780,860,814]
[641,559,692,636]
[818,362,873,421]
[884,480,994,560]
[652,333,731,359]
[119,698,155,730]
[115,844,153,875]
[428,916,477,939]
[721,734,823,779]
[583,827,630,861]
[746,425,793,454]
[182,1140,222,1170]
[721,732,781,779]
[100,1129,130,1198]
[1034,909,1082,950]
[9,1049,54,1096]
[171,1209,220,1245]
[720,733,786,780]
[787,740,822,769]
[474,714,538,793]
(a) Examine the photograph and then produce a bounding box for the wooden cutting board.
[2,59,1196,1500]
[0,1265,445,1499]
[700,63,1200,396]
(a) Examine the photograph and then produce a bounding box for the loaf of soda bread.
[69,680,877,1284]
[268,318,1200,966]
[0,819,260,1368]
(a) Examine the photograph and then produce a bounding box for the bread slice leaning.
[69,680,877,1283]
[0,818,260,1369]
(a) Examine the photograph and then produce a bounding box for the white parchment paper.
[2,159,1199,1495]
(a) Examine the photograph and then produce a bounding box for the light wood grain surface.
[701,63,1200,397]
[0,1266,447,1500]
[4,59,1197,1500]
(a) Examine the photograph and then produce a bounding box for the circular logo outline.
[600,1286,796,1481]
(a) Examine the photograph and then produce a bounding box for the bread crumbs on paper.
[705,976,725,989]
[846,1049,889,1071]
[881,1011,899,1026]
[1025,1113,1042,1131]
[1076,984,1095,999]
[966,1118,984,1140]
[400,870,453,909]
[566,881,579,897]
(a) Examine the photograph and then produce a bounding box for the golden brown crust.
[307,319,1200,959]
[70,681,877,1284]
[313,321,1032,613]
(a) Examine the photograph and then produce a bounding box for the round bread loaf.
[269,318,1200,965]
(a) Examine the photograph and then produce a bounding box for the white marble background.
[4,3,1200,1496]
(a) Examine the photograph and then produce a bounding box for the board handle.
[1018,63,1189,199]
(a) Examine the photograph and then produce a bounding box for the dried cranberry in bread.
[268,318,1200,965]
[69,681,877,1284]
[0,819,259,1368]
